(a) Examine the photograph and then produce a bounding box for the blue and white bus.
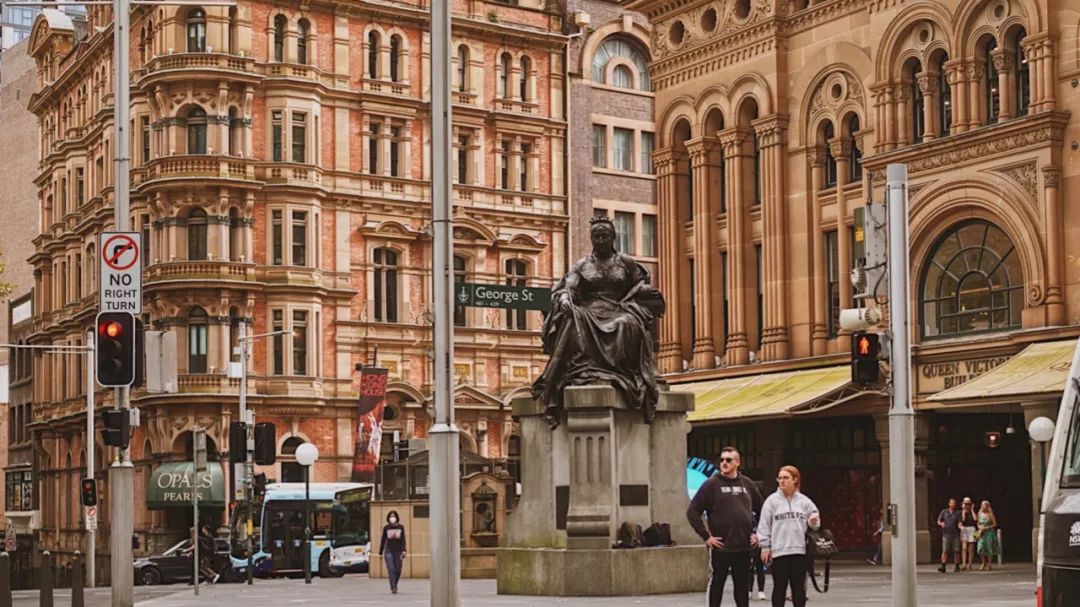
[231,482,373,579]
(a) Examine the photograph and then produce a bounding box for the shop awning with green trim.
[677,365,855,424]
[927,338,1079,407]
[147,462,225,509]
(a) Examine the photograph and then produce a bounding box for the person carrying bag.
[757,465,822,607]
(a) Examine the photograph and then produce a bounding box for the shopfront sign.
[147,462,225,509]
[916,355,1012,395]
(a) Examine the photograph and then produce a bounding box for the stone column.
[1043,166,1065,325]
[686,138,718,369]
[875,414,932,564]
[1040,37,1056,112]
[992,48,1014,121]
[654,150,682,374]
[720,129,750,366]
[966,61,983,128]
[808,147,828,355]
[895,83,910,146]
[830,138,852,352]
[944,61,966,134]
[754,116,789,361]
[917,71,938,140]
[1023,400,1059,557]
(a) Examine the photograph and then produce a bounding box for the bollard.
[39,551,53,607]
[1,552,12,607]
[71,552,84,607]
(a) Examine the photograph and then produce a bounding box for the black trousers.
[749,552,766,592]
[770,554,810,607]
[707,549,751,607]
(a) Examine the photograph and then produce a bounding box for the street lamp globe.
[295,442,320,467]
[1029,416,1055,443]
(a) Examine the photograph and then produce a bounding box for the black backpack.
[643,522,672,547]
[805,528,838,592]
[614,522,646,549]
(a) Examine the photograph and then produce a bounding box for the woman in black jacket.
[378,510,407,594]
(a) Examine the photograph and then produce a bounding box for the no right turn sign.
[99,232,142,314]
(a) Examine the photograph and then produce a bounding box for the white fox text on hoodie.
[756,489,820,558]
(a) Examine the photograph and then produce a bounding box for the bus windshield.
[332,487,371,548]
[1061,391,1080,488]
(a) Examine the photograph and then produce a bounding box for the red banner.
[350,366,389,483]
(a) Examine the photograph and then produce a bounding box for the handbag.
[805,528,838,593]
[974,529,984,541]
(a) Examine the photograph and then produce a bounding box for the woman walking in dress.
[976,500,1000,571]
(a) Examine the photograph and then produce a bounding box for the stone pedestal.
[498,385,706,596]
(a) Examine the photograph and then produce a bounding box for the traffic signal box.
[96,312,136,387]
[81,478,98,506]
[102,408,131,449]
[851,331,881,385]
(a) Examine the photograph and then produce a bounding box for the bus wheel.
[319,551,344,578]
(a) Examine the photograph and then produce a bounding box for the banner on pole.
[350,366,389,483]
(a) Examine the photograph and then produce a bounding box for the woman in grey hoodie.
[756,465,820,607]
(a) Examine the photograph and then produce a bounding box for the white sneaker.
[758,591,767,601]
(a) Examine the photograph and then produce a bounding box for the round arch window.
[919,220,1022,338]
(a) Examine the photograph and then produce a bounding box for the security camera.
[839,307,882,331]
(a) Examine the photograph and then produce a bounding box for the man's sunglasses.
[720,457,737,463]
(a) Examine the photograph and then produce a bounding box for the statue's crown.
[589,216,615,227]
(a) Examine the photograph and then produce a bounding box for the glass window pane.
[592,126,606,168]
[640,132,654,174]
[613,128,633,171]
[614,212,634,255]
[641,215,657,257]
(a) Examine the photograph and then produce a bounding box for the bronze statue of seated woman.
[531,216,665,427]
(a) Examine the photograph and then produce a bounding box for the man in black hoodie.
[687,446,764,607]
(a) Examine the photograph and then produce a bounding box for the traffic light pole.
[86,330,96,589]
[886,163,917,607]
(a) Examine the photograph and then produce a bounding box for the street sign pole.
[430,2,460,606]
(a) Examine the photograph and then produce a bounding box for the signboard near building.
[351,366,389,483]
[455,282,551,311]
[98,232,142,314]
[916,355,1012,395]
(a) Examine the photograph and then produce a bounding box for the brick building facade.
[24,0,568,576]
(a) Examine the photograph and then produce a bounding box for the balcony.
[177,373,240,394]
[138,53,260,87]
[261,163,323,188]
[361,77,411,97]
[146,260,258,287]
[140,155,257,189]
[455,185,566,216]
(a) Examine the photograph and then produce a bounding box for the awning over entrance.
[928,338,1079,407]
[147,462,225,509]
[679,365,854,424]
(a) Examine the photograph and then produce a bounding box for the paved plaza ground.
[12,563,1036,606]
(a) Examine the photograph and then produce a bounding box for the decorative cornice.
[988,160,1038,201]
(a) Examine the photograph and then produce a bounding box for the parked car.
[133,538,232,585]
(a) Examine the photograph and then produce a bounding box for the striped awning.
[677,365,853,423]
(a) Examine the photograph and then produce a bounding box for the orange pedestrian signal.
[851,331,880,385]
[858,336,872,356]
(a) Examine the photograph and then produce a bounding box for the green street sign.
[456,282,551,311]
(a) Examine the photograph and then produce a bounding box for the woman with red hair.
[756,465,821,607]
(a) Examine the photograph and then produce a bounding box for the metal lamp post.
[295,442,319,584]
[1029,416,1056,486]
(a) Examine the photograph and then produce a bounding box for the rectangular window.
[592,125,606,168]
[374,248,399,323]
[614,212,634,255]
[755,244,763,346]
[456,134,469,184]
[641,214,657,257]
[291,211,307,266]
[368,123,380,174]
[75,168,85,206]
[500,141,511,190]
[141,117,151,165]
[519,142,531,192]
[292,310,308,376]
[291,112,306,163]
[613,128,633,171]
[75,255,82,299]
[505,259,527,330]
[826,231,839,337]
[454,256,467,327]
[721,251,729,348]
[272,310,284,375]
[688,258,696,342]
[271,111,283,162]
[390,126,401,177]
[188,323,207,373]
[141,214,151,268]
[271,210,283,265]
[640,132,655,174]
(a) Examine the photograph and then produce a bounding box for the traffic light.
[229,421,247,464]
[851,331,881,385]
[253,473,268,498]
[253,422,276,465]
[81,478,98,506]
[96,312,136,387]
[102,408,131,449]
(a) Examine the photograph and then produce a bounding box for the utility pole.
[886,163,917,607]
[429,2,460,606]
[86,330,96,589]
[238,320,255,585]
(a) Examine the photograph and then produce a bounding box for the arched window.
[904,58,924,143]
[186,8,206,53]
[454,255,467,327]
[187,208,208,260]
[919,220,1022,338]
[847,115,862,182]
[373,247,399,323]
[935,52,951,136]
[273,14,286,62]
[186,107,207,154]
[591,38,651,91]
[389,34,402,82]
[984,38,1000,124]
[500,53,512,98]
[457,45,469,92]
[519,56,530,100]
[1013,28,1030,117]
[280,437,306,482]
[187,307,208,373]
[505,259,527,330]
[367,31,380,78]
[823,121,837,188]
[228,8,237,54]
[297,19,310,65]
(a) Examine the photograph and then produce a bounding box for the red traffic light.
[101,321,123,338]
